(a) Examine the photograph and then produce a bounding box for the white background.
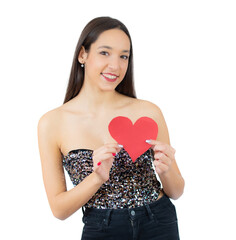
[1,0,235,239]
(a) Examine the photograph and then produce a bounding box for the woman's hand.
[146,140,176,175]
[92,143,122,183]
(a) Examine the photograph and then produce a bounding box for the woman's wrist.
[91,172,105,186]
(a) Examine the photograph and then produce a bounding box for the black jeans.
[81,194,180,240]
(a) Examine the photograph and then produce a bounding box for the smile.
[101,73,118,82]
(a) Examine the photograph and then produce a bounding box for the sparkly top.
[62,148,161,209]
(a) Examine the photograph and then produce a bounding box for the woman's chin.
[101,87,116,92]
[99,84,118,92]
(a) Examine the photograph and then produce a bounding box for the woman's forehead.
[92,29,130,51]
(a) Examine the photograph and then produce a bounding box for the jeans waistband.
[82,194,169,226]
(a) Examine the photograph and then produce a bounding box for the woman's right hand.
[92,143,122,183]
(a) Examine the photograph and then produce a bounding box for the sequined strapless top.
[62,148,161,209]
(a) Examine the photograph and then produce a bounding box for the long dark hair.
[63,16,136,104]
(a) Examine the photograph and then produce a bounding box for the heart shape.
[108,116,158,162]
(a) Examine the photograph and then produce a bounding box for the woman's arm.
[145,101,185,199]
[37,112,104,220]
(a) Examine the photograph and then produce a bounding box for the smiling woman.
[37,16,184,240]
[63,17,136,103]
[78,28,130,91]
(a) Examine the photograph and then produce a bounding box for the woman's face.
[80,29,131,91]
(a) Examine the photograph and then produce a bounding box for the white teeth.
[102,74,117,79]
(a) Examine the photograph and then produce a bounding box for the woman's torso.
[54,95,163,209]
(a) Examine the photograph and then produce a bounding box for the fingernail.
[118,144,123,148]
[112,153,116,156]
[146,140,151,143]
[97,162,101,166]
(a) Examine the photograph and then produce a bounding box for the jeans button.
[131,210,135,216]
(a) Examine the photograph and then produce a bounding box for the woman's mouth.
[101,73,118,82]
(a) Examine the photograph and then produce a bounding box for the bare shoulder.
[133,98,163,118]
[138,99,161,110]
[38,106,62,131]
[37,106,65,148]
[134,99,170,144]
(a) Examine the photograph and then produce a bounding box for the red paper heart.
[108,116,158,162]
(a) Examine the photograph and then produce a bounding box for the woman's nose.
[108,57,120,70]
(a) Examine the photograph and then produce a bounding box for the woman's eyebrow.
[97,45,130,53]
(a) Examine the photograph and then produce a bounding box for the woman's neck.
[73,83,122,113]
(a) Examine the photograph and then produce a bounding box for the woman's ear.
[78,46,88,64]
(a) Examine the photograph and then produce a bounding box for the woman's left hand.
[146,140,176,175]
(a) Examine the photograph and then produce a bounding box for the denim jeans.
[81,194,180,240]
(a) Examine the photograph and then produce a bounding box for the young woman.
[38,16,184,240]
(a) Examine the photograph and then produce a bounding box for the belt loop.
[82,206,86,216]
[144,203,154,221]
[103,209,113,227]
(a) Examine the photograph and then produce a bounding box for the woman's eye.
[121,55,129,60]
[100,51,109,56]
